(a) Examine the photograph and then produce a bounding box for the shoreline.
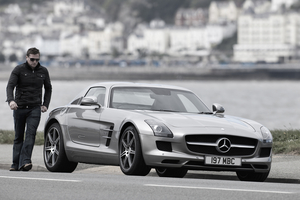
[1,65,300,81]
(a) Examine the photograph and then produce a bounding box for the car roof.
[89,81,191,91]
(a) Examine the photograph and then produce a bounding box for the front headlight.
[145,119,173,138]
[260,126,272,143]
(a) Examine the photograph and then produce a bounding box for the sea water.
[1,80,299,131]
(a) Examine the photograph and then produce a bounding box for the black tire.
[236,170,270,182]
[155,168,188,178]
[44,123,78,172]
[119,126,151,176]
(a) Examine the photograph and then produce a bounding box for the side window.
[70,97,82,105]
[85,87,106,106]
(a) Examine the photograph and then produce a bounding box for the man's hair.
[26,47,40,57]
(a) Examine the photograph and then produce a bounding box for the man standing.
[6,47,52,171]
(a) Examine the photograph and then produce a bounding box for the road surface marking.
[145,184,294,194]
[0,176,81,182]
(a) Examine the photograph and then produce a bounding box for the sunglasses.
[29,58,40,62]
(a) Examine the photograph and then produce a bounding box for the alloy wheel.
[120,130,136,170]
[44,126,60,167]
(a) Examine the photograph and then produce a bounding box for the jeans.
[11,106,41,170]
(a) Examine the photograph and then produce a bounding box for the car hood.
[139,111,256,132]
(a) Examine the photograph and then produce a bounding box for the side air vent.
[102,125,114,146]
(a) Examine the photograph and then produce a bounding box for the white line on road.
[145,184,294,194]
[0,176,81,182]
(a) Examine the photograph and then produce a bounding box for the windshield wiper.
[152,109,179,112]
[198,112,213,114]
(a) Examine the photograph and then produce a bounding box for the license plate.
[205,156,241,166]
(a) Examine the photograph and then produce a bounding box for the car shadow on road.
[182,172,300,184]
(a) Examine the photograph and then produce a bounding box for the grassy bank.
[0,129,299,155]
[0,130,44,146]
[272,129,300,154]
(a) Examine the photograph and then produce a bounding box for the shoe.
[9,167,18,171]
[22,163,32,171]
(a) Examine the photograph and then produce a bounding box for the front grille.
[185,135,258,156]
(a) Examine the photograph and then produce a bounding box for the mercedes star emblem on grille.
[217,138,231,153]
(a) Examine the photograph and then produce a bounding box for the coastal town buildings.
[127,1,237,57]
[0,0,239,63]
[127,20,236,57]
[209,0,239,23]
[174,8,208,26]
[1,0,300,64]
[234,0,300,63]
[271,0,299,11]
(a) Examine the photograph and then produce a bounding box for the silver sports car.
[44,82,272,181]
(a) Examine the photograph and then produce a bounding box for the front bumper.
[141,134,272,173]
[143,149,272,173]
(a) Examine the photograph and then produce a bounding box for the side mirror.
[212,103,225,114]
[81,96,100,107]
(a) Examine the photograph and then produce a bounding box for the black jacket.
[6,62,52,108]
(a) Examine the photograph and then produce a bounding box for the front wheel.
[119,126,151,176]
[155,168,188,178]
[236,170,270,182]
[44,123,78,172]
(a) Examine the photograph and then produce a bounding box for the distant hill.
[0,0,245,24]
[90,0,246,24]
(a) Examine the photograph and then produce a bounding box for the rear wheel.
[155,168,188,178]
[44,123,78,172]
[119,126,151,176]
[236,170,270,182]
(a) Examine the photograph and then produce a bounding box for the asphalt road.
[0,169,299,200]
[1,144,300,200]
[0,145,300,184]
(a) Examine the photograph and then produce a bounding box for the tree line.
[0,0,245,24]
[90,0,246,24]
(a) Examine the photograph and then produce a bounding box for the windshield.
[110,87,211,113]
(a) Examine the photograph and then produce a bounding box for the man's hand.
[9,101,18,110]
[41,106,48,113]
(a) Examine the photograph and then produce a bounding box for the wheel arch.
[44,119,60,138]
[44,119,68,149]
[120,122,138,138]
